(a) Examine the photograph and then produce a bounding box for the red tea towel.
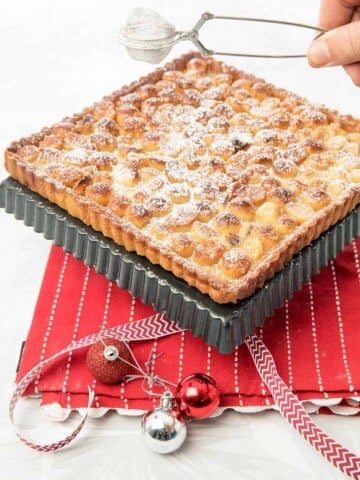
[16,241,360,418]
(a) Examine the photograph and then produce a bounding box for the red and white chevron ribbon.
[11,313,360,478]
[10,312,183,452]
[246,334,360,479]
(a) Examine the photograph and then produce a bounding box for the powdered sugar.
[22,55,360,303]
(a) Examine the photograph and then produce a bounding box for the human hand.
[307,0,360,85]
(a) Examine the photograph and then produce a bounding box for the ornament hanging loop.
[103,345,119,361]
[160,390,174,411]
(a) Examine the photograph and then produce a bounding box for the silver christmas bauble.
[141,393,187,454]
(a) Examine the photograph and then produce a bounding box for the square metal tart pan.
[1,176,360,353]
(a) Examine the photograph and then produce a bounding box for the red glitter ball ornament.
[86,339,133,384]
[175,373,220,419]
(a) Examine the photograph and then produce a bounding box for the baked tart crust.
[5,52,360,303]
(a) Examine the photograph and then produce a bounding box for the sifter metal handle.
[118,8,325,64]
[178,12,325,59]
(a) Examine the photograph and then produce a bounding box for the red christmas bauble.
[175,373,220,419]
[86,339,132,384]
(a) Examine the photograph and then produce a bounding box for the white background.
[1,1,360,479]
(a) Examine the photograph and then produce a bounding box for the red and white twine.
[10,314,360,478]
[9,312,181,451]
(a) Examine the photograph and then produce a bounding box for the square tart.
[4,52,360,303]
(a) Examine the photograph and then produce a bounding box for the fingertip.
[307,39,331,67]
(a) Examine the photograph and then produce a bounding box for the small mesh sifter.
[117,8,324,64]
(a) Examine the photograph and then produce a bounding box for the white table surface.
[1,1,360,479]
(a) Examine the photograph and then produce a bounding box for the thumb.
[308,22,360,67]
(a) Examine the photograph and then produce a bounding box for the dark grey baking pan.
[1,176,359,353]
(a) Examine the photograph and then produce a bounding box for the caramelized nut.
[255,201,280,225]
[169,233,194,257]
[91,133,116,152]
[284,202,314,224]
[191,221,219,241]
[109,194,130,217]
[220,250,251,279]
[126,204,150,228]
[242,237,263,261]
[146,197,172,217]
[228,198,255,221]
[193,239,225,266]
[212,213,241,234]
[302,188,330,210]
[85,181,112,206]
